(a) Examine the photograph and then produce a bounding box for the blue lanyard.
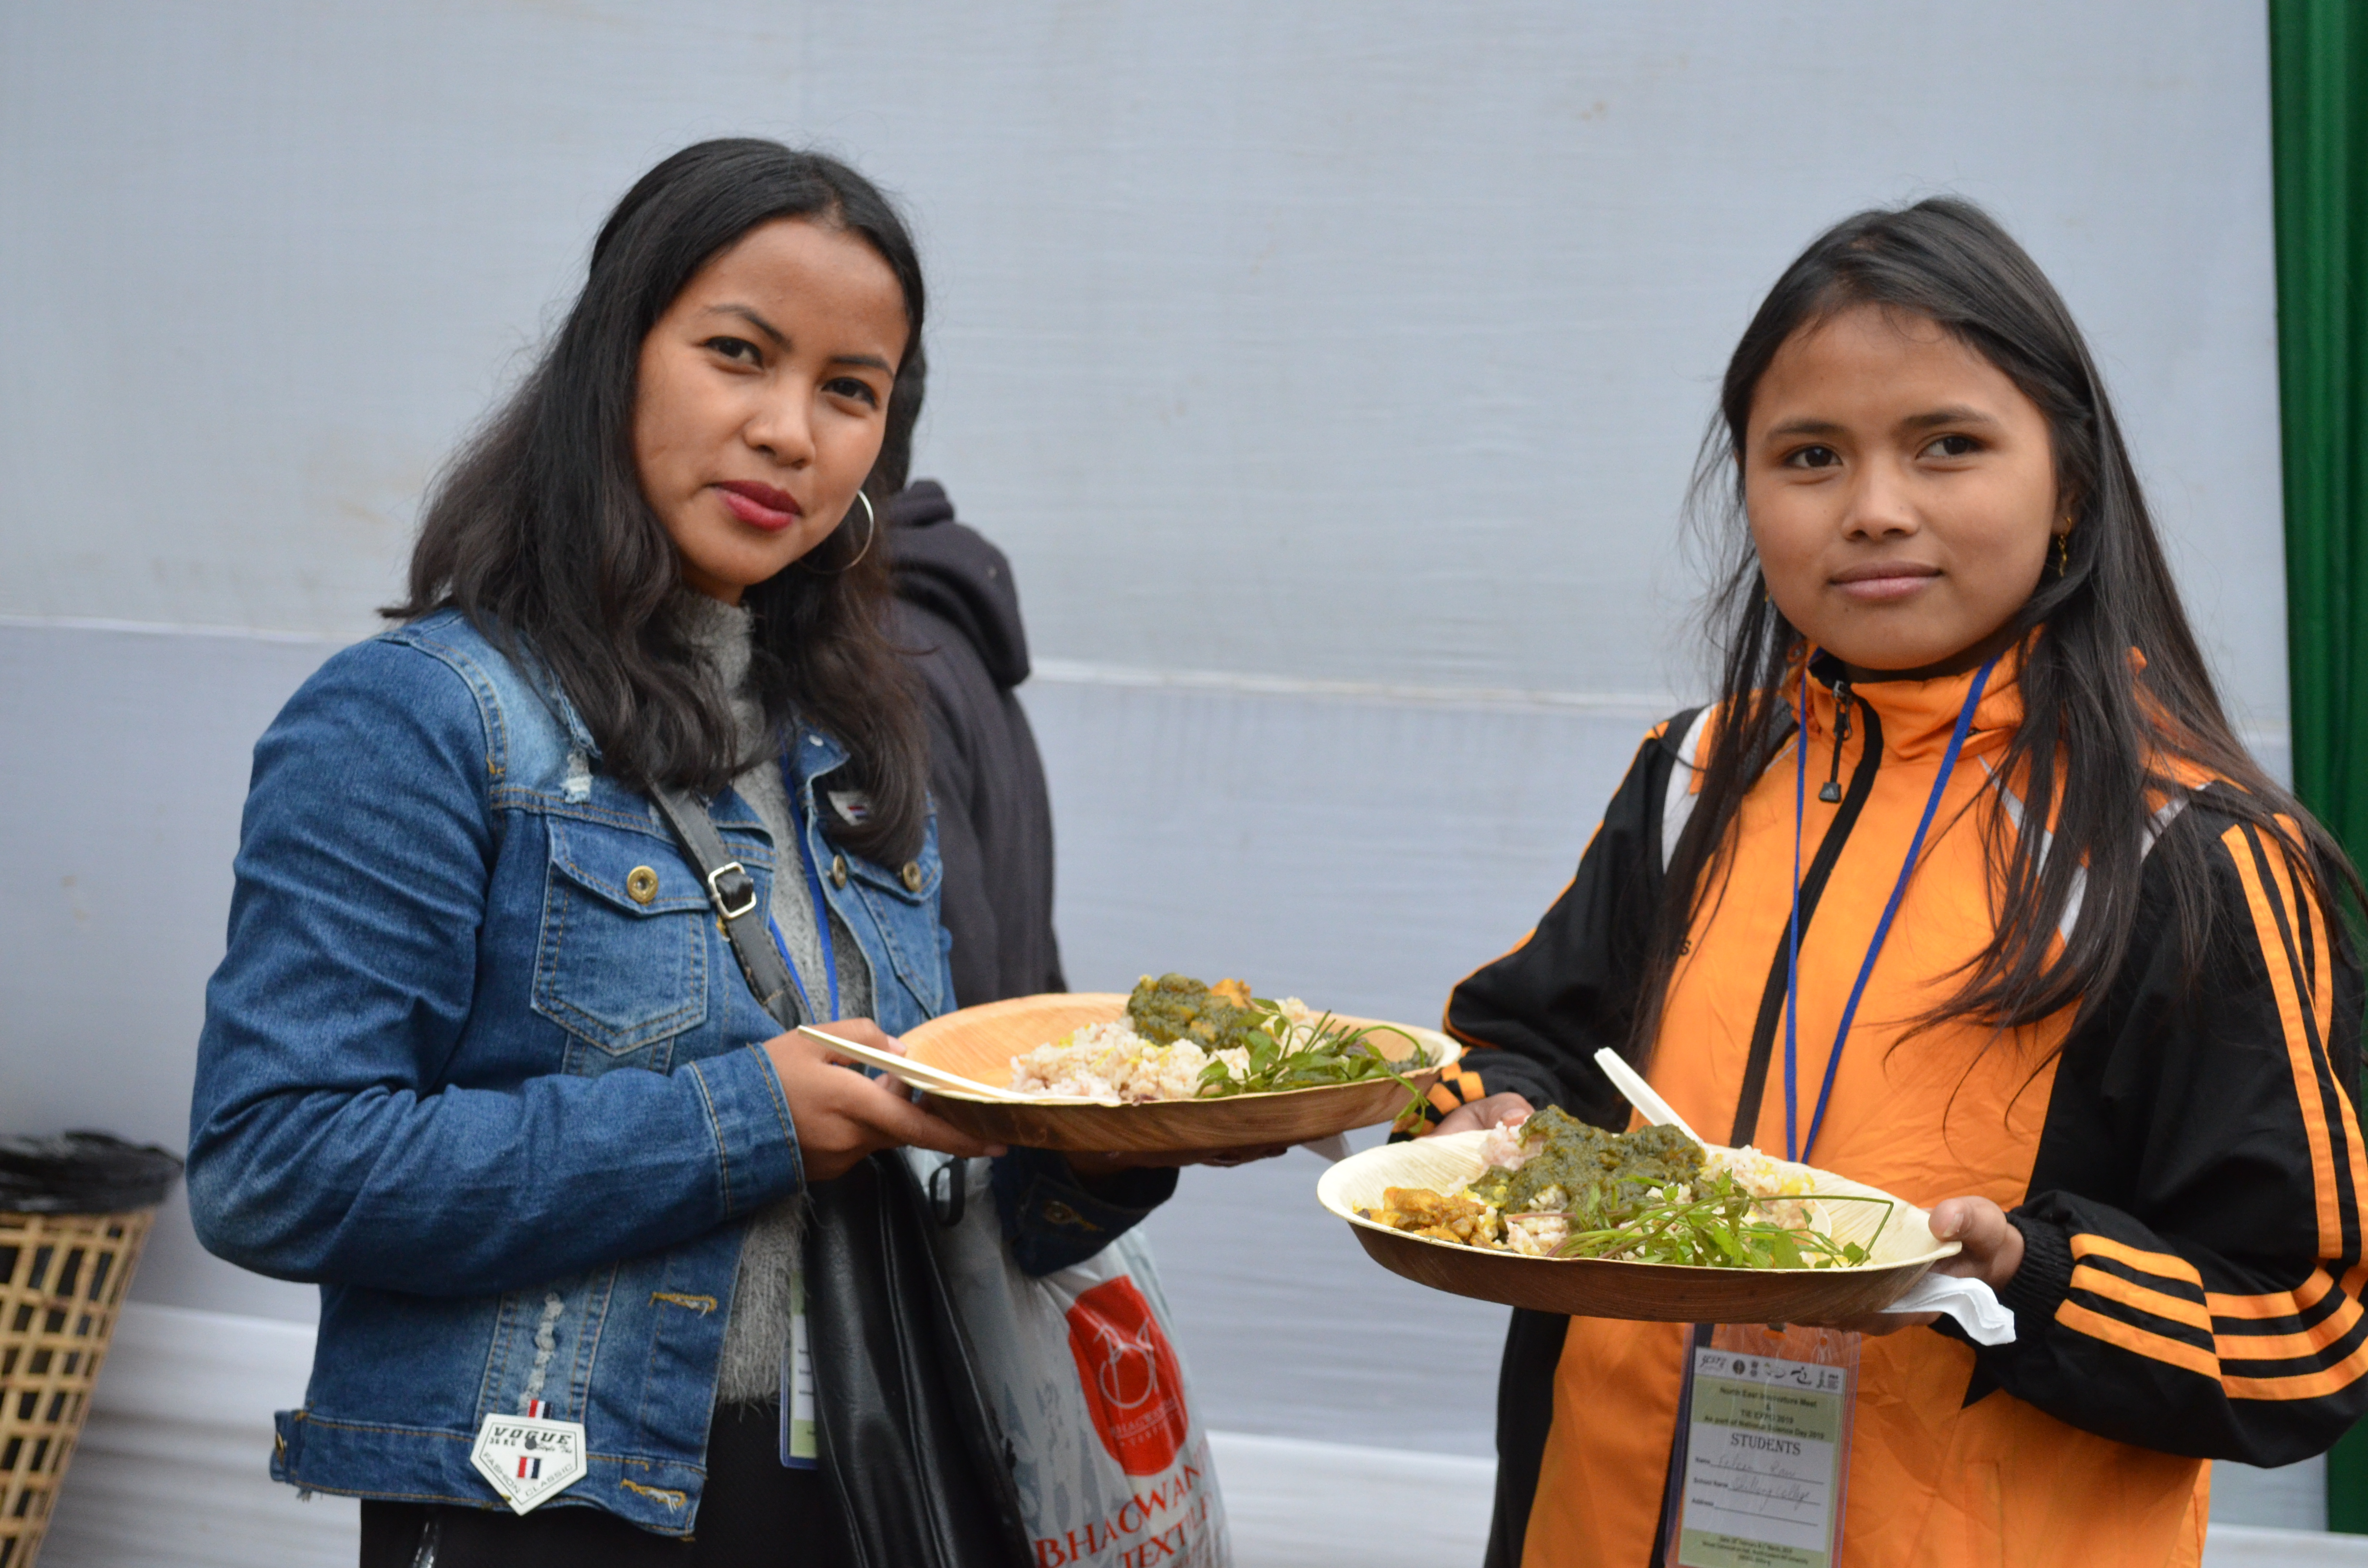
[765,758,840,1024]
[1782,654,1998,1164]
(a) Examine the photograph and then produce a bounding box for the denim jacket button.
[625,867,659,906]
[830,855,849,890]
[900,861,923,893]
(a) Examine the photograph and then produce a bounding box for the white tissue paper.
[1884,1272,2016,1345]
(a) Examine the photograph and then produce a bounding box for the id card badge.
[779,1267,818,1468]
[1663,1324,1859,1568]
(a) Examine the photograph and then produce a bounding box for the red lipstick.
[714,480,802,532]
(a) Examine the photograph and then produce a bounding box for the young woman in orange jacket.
[1427,199,2366,1567]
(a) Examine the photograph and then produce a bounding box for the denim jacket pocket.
[844,849,946,1020]
[532,815,710,1055]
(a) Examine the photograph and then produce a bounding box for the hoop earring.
[807,490,878,575]
[844,488,877,568]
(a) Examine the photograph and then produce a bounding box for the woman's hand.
[763,1020,1004,1183]
[1432,1092,1534,1138]
[1803,1194,2024,1336]
[1929,1196,2024,1288]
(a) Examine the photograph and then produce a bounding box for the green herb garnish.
[1552,1174,1895,1270]
[1121,974,1434,1103]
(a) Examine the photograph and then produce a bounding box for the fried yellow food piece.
[1369,1186,1502,1246]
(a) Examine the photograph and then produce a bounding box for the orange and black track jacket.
[1436,654,2368,1568]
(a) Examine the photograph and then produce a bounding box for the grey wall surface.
[0,0,2290,726]
[0,1,2291,1458]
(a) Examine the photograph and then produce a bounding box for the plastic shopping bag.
[917,1153,1232,1568]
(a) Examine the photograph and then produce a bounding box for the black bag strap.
[649,783,802,1029]
[649,779,1032,1567]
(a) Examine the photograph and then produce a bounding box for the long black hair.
[1638,197,2355,1059]
[391,138,929,863]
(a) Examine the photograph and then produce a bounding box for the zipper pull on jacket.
[1819,680,1852,803]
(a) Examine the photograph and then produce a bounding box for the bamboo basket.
[0,1208,155,1568]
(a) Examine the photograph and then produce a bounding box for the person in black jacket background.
[887,480,1066,1005]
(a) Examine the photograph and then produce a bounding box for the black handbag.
[652,784,1032,1568]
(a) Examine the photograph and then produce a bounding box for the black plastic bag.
[0,1132,184,1214]
[805,1151,1032,1568]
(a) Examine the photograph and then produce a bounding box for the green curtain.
[2270,0,2368,1534]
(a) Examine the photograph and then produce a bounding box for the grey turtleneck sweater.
[680,594,874,1405]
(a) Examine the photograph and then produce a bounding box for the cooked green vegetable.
[1121,974,1434,1100]
[1127,973,1264,1052]
[1449,1104,1894,1270]
[1465,1106,1703,1219]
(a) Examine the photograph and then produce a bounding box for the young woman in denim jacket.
[186,141,1179,1567]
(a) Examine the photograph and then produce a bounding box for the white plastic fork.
[796,1025,1119,1105]
[1591,1047,1704,1143]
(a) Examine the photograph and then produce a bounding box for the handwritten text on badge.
[1679,1348,1847,1568]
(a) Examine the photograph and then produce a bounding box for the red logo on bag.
[1064,1276,1189,1476]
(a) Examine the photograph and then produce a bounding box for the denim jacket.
[187,609,1169,1533]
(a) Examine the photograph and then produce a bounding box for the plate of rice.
[1317,1115,1955,1322]
[899,976,1458,1152]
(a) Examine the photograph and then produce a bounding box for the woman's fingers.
[763,1027,1002,1180]
[851,1083,1004,1160]
[792,1016,905,1066]
[1191,1144,1291,1167]
[766,1028,851,1076]
[1774,1197,2026,1336]
[824,1017,905,1054]
[1431,1093,1534,1138]
[1928,1196,2025,1289]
